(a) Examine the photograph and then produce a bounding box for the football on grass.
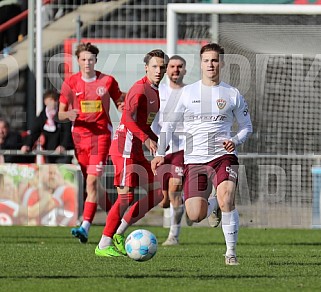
[125,229,158,262]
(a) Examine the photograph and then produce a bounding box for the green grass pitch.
[1,226,321,291]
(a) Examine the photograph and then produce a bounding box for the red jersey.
[109,76,159,160]
[59,71,122,134]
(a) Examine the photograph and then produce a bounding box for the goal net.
[167,3,321,228]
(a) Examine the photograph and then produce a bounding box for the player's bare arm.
[58,103,79,122]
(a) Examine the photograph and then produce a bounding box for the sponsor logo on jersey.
[192,100,201,103]
[96,86,106,97]
[187,114,227,122]
[217,98,226,109]
[80,100,102,113]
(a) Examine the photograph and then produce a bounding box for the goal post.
[165,3,321,229]
[167,3,321,55]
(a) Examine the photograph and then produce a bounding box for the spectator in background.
[21,89,74,164]
[0,0,22,51]
[0,117,23,163]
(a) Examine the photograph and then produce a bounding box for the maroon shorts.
[155,150,184,191]
[183,154,239,200]
[111,155,154,188]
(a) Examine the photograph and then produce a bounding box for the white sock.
[221,209,239,257]
[169,203,184,239]
[116,218,129,235]
[98,235,113,249]
[207,196,219,218]
[81,220,91,233]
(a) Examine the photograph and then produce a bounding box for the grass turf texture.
[1,226,321,292]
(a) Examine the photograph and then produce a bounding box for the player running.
[152,43,252,265]
[95,49,169,257]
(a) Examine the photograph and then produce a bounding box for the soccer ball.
[125,229,158,262]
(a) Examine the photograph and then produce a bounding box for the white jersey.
[151,83,185,155]
[158,80,253,164]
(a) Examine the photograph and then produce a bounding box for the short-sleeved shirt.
[59,71,122,135]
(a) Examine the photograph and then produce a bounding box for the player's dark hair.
[75,42,99,59]
[43,89,58,101]
[169,55,186,66]
[144,49,169,65]
[200,43,224,60]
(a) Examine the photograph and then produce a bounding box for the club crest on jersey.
[96,86,106,97]
[217,99,226,109]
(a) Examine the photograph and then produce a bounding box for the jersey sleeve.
[231,93,253,146]
[123,92,150,142]
[59,78,72,106]
[109,76,123,104]
[157,92,186,156]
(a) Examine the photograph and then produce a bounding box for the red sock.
[82,201,97,223]
[123,188,163,226]
[103,192,134,237]
[98,192,113,212]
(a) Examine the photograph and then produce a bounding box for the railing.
[0,0,53,34]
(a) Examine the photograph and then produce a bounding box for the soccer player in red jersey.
[95,49,169,257]
[58,42,124,243]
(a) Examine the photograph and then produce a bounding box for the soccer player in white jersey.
[151,55,187,246]
[152,43,252,265]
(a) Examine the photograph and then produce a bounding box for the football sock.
[116,218,129,235]
[169,203,184,239]
[207,196,218,217]
[98,235,113,249]
[102,192,134,238]
[82,201,97,228]
[123,188,163,226]
[81,220,91,233]
[222,209,239,257]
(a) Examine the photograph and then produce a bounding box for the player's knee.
[185,210,206,223]
[158,199,170,208]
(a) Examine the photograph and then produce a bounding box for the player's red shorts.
[155,150,184,191]
[183,154,239,200]
[111,155,154,188]
[72,132,110,177]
